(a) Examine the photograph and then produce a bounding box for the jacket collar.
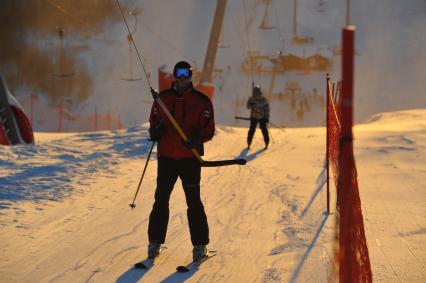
[172,81,193,95]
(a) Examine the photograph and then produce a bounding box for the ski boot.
[264,142,269,150]
[148,241,162,259]
[192,245,208,261]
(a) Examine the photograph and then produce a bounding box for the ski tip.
[176,266,190,272]
[134,262,148,269]
[133,246,168,269]
[176,251,217,273]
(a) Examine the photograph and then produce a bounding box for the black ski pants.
[247,118,269,146]
[148,156,209,246]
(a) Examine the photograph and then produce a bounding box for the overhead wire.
[116,0,152,88]
[140,21,194,64]
[223,1,250,101]
[272,0,285,52]
[241,0,255,84]
[45,0,91,28]
[115,0,247,169]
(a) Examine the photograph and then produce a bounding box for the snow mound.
[364,108,426,124]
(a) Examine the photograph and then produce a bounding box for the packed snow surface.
[0,109,425,282]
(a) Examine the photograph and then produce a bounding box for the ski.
[176,250,218,273]
[134,246,167,269]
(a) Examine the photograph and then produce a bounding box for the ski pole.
[269,121,285,132]
[129,141,155,209]
[269,128,275,145]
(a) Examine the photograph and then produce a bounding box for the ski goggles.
[175,68,191,78]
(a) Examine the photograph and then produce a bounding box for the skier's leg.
[179,158,209,246]
[260,119,270,148]
[247,118,258,148]
[148,157,178,244]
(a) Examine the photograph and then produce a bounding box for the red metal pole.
[57,98,63,132]
[30,93,35,125]
[340,25,356,282]
[107,110,111,130]
[341,26,355,138]
[94,106,98,131]
[118,114,123,129]
[326,74,330,214]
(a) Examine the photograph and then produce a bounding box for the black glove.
[183,134,201,149]
[150,88,159,99]
[149,119,164,141]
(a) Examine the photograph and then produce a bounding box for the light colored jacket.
[246,91,270,120]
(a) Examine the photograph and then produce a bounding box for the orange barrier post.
[341,26,355,139]
[57,99,63,132]
[326,74,330,214]
[339,26,372,283]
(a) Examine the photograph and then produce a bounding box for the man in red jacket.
[147,61,215,261]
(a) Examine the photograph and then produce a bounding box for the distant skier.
[246,85,270,149]
[147,61,215,262]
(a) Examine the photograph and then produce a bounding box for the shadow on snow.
[235,148,265,162]
[289,213,330,283]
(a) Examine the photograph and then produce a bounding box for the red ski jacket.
[149,83,215,159]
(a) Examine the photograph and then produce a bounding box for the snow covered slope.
[1,109,425,282]
[354,109,426,282]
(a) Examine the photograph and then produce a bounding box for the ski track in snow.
[47,218,147,282]
[0,125,152,213]
[1,110,426,282]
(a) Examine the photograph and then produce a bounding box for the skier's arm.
[149,101,164,141]
[198,98,215,143]
[264,98,270,122]
[246,97,254,109]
